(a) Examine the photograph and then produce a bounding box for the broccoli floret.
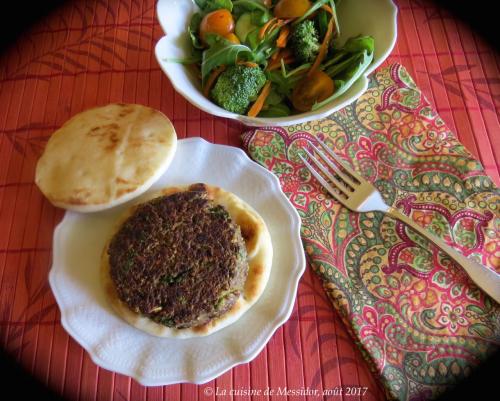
[210,65,266,114]
[289,20,320,64]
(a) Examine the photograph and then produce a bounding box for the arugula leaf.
[294,0,330,25]
[245,28,261,50]
[259,102,291,117]
[188,13,204,50]
[250,9,272,25]
[250,23,281,65]
[316,9,329,40]
[204,33,222,47]
[311,35,375,110]
[267,71,292,97]
[201,36,253,83]
[329,0,340,38]
[313,49,373,110]
[294,0,340,38]
[280,60,311,79]
[267,70,302,98]
[321,50,346,70]
[195,0,233,12]
[324,53,356,77]
[323,36,374,76]
[342,35,375,54]
[259,84,291,117]
[232,0,268,15]
[264,86,284,106]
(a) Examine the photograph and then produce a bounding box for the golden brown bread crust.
[35,103,177,212]
[101,184,273,338]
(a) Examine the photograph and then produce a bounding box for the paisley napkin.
[242,64,500,401]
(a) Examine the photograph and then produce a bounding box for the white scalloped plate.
[155,0,398,126]
[49,138,305,386]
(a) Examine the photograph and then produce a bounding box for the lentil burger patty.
[108,184,249,329]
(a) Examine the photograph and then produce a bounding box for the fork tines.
[298,138,362,202]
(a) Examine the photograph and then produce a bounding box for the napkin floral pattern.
[242,64,500,401]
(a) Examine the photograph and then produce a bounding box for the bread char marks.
[35,103,177,212]
[87,123,121,151]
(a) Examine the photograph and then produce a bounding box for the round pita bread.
[101,184,273,338]
[35,104,177,212]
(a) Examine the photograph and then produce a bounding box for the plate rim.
[49,137,306,386]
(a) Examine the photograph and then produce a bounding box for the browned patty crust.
[108,184,249,329]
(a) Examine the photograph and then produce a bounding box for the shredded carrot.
[259,17,277,39]
[276,18,293,28]
[266,60,281,71]
[266,49,294,71]
[188,64,202,79]
[321,4,333,14]
[267,50,283,71]
[276,25,290,48]
[321,4,335,38]
[320,4,338,36]
[248,81,272,117]
[203,66,226,97]
[269,18,293,37]
[308,17,334,76]
[270,50,280,62]
[267,58,293,71]
[237,60,259,68]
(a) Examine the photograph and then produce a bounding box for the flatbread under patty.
[35,103,177,212]
[101,184,273,338]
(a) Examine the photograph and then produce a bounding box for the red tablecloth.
[0,1,498,400]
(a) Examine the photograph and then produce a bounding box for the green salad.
[172,0,375,117]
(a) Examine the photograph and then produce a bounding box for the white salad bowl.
[155,0,397,127]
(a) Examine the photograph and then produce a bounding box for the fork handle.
[387,207,500,304]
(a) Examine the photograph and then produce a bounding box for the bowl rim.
[155,0,398,127]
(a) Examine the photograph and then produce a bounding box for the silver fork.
[299,139,500,304]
